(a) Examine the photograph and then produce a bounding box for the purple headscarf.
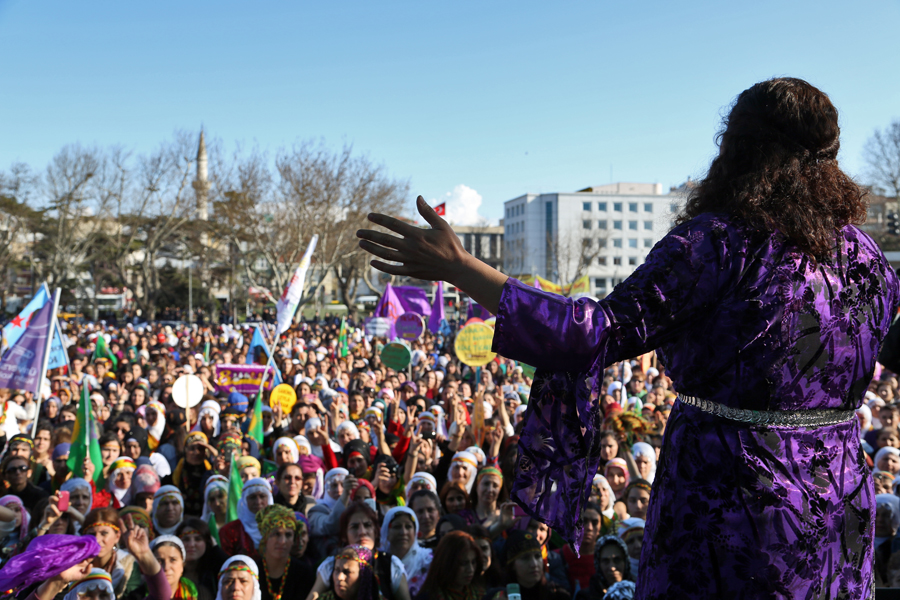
[297,455,325,499]
[0,534,101,593]
[0,496,30,539]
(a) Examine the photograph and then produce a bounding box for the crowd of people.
[0,311,895,600]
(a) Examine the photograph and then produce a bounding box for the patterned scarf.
[174,577,199,600]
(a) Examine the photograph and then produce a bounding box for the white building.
[503,182,688,298]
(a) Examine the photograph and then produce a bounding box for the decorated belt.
[678,395,857,428]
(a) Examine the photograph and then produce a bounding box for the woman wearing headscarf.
[603,458,629,501]
[308,467,355,558]
[469,467,506,531]
[193,401,222,441]
[108,457,137,509]
[317,545,381,600]
[145,401,168,452]
[219,478,273,562]
[202,475,230,531]
[585,535,634,600]
[629,442,656,484]
[589,475,616,521]
[152,486,185,536]
[177,517,228,600]
[875,494,900,585]
[62,477,94,533]
[297,454,325,500]
[0,496,30,562]
[271,438,300,468]
[255,505,316,600]
[404,472,438,500]
[129,465,162,513]
[174,431,215,516]
[148,535,200,600]
[216,555,262,600]
[447,452,478,494]
[380,507,432,597]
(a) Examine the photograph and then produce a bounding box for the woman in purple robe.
[357,77,899,599]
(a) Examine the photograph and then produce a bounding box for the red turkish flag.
[434,202,446,216]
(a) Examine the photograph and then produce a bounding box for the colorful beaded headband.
[335,549,370,568]
[219,564,258,579]
[84,521,121,533]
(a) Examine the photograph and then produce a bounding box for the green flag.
[204,341,210,363]
[227,454,242,523]
[247,392,264,446]
[207,513,221,546]
[66,384,103,482]
[92,335,117,370]
[338,317,349,358]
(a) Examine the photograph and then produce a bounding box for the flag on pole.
[92,334,117,370]
[207,512,221,547]
[434,202,446,216]
[338,318,349,358]
[246,326,282,386]
[227,455,242,523]
[276,235,318,335]
[2,284,68,370]
[0,301,55,393]
[428,282,446,334]
[66,384,103,483]
[204,341,210,363]
[247,392,264,446]
[373,282,404,340]
[466,299,493,321]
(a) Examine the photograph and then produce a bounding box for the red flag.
[434,202,446,216]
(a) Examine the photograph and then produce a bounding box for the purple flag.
[428,282,445,334]
[466,299,493,321]
[393,286,432,317]
[373,282,405,340]
[0,300,53,393]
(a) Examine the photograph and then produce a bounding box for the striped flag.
[66,384,103,482]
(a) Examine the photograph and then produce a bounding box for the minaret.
[193,130,210,222]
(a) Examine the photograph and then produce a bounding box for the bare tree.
[550,223,608,296]
[0,164,40,312]
[864,120,900,198]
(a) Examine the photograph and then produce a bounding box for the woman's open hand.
[357,196,468,283]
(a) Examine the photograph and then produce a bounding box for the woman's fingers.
[356,228,406,250]
[370,260,414,276]
[416,196,449,230]
[367,212,419,237]
[358,240,406,263]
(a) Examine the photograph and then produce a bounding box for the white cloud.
[430,184,494,226]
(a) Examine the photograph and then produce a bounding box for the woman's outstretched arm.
[356,195,508,314]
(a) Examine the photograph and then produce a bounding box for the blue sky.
[1,0,898,224]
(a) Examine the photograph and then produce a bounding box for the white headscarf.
[146,400,167,446]
[192,404,221,438]
[449,451,478,493]
[874,447,900,474]
[335,421,360,447]
[856,404,873,433]
[405,472,438,499]
[464,446,486,467]
[61,477,93,515]
[293,435,313,456]
[876,494,900,545]
[238,478,273,548]
[63,569,115,600]
[150,534,186,559]
[429,406,449,438]
[152,485,184,536]
[592,474,616,519]
[273,437,300,465]
[214,555,261,600]
[631,442,657,484]
[108,460,136,506]
[319,468,349,509]
[380,506,432,596]
[202,475,229,521]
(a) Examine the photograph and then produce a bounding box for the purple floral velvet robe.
[492,213,899,599]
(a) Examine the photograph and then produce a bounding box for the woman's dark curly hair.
[677,77,867,263]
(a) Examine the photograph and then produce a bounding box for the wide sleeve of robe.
[491,214,740,547]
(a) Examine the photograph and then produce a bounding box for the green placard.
[520,363,536,379]
[381,342,411,371]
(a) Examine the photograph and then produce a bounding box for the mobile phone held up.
[57,490,70,512]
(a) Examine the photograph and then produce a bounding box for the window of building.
[644,203,653,212]
[613,239,622,248]
[613,220,623,230]
[629,202,638,212]
[582,238,592,248]
[643,238,653,248]
[613,202,622,212]
[583,201,592,211]
[628,257,638,266]
[628,220,637,230]
[598,239,607,248]
[583,220,592,230]
[628,238,638,248]
[598,219,607,229]
[597,257,607,266]
[595,277,607,289]
[644,220,653,230]
[613,257,622,265]
[598,202,607,211]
